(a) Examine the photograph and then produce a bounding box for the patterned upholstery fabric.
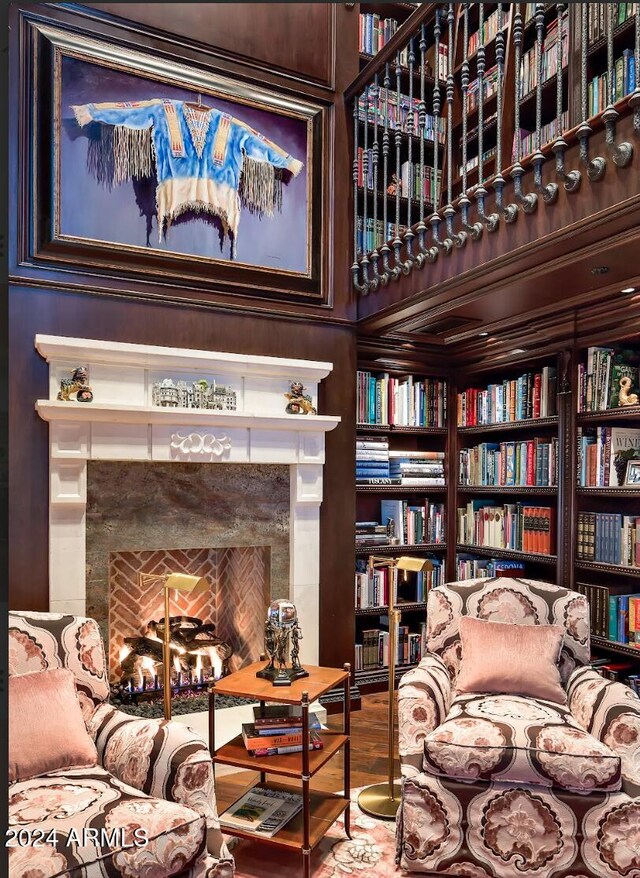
[423,693,621,793]
[397,578,640,878]
[426,577,590,685]
[8,612,234,878]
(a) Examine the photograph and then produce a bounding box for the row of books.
[399,161,442,203]
[220,785,303,838]
[578,346,640,412]
[468,64,499,113]
[240,706,323,758]
[588,50,636,117]
[513,111,569,159]
[355,150,443,203]
[358,13,400,57]
[356,372,447,427]
[380,498,446,544]
[577,512,640,568]
[573,581,638,641]
[355,557,443,609]
[458,146,497,178]
[356,622,427,671]
[518,14,568,98]
[358,90,447,142]
[457,367,558,426]
[577,426,640,487]
[356,217,405,256]
[456,554,526,580]
[459,438,559,488]
[587,2,638,44]
[605,593,640,644]
[468,9,507,56]
[457,501,555,555]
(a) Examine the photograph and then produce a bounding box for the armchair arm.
[397,654,452,778]
[567,665,640,791]
[88,704,233,866]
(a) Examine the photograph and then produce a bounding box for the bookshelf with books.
[572,337,640,675]
[354,367,449,692]
[455,357,562,582]
[451,3,515,198]
[355,2,445,261]
[585,2,637,121]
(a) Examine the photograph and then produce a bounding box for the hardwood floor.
[215,693,399,811]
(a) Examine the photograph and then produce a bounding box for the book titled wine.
[241,723,324,756]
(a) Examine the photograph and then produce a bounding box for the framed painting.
[26,19,326,304]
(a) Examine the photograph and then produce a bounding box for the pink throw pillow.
[9,668,98,782]
[456,616,567,704]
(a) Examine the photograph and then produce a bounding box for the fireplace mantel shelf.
[36,400,341,433]
[35,334,334,382]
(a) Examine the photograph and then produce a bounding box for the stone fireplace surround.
[35,335,340,748]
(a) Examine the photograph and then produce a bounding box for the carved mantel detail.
[170,432,232,457]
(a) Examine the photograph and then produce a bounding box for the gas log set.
[114,616,233,704]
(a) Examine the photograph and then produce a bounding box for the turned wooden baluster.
[551,3,581,192]
[459,3,483,239]
[510,5,538,213]
[493,3,518,222]
[429,6,452,257]
[532,3,559,204]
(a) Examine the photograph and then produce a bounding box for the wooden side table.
[209,661,351,878]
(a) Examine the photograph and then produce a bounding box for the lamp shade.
[395,556,434,573]
[164,573,208,594]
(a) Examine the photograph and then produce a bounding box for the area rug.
[229,787,397,877]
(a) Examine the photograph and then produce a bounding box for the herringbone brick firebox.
[108,546,270,683]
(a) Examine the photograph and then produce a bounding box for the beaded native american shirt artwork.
[71,99,304,258]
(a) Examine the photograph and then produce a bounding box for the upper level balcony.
[348,2,640,366]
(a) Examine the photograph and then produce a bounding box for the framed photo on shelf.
[23,19,325,304]
[624,459,640,486]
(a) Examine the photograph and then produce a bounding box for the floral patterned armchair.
[396,577,640,878]
[8,611,234,878]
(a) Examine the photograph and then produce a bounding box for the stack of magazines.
[220,785,303,837]
[241,706,323,757]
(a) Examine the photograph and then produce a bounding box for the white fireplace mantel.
[35,334,341,667]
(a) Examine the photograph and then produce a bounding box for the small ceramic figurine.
[284,381,317,416]
[618,375,639,407]
[57,366,93,403]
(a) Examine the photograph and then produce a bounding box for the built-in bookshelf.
[354,367,448,692]
[573,339,640,689]
[454,357,561,584]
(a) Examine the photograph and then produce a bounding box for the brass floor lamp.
[138,572,208,720]
[357,555,433,820]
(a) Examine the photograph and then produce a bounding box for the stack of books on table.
[219,785,304,838]
[389,450,445,486]
[241,706,323,757]
[356,435,392,484]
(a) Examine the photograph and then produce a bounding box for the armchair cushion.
[423,692,622,793]
[9,669,98,782]
[456,615,566,703]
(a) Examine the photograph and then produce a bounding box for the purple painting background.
[60,56,309,272]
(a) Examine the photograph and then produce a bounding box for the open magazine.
[220,786,303,838]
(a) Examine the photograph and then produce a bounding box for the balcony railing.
[348,2,640,295]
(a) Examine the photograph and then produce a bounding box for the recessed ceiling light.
[510,348,527,355]
[621,287,636,293]
[401,343,415,349]
[479,332,489,337]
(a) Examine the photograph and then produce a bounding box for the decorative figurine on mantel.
[284,381,317,415]
[257,599,308,686]
[57,366,93,402]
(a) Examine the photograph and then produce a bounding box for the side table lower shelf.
[219,780,350,851]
